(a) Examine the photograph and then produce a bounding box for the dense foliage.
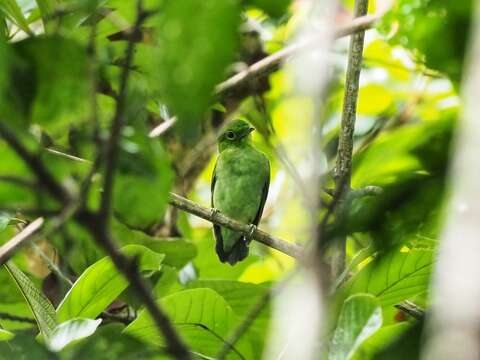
[0,0,472,359]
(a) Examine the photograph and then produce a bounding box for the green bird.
[211,119,270,265]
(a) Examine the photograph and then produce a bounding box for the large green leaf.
[124,288,253,359]
[140,0,241,138]
[46,318,102,352]
[56,245,164,322]
[344,248,433,308]
[329,294,382,360]
[113,221,197,268]
[187,280,271,358]
[4,261,58,337]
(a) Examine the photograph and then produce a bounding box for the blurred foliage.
[380,0,473,82]
[0,0,470,358]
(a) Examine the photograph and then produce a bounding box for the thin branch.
[45,148,92,163]
[168,193,303,259]
[0,218,44,266]
[0,121,70,203]
[98,2,148,225]
[331,0,369,278]
[148,13,380,139]
[215,13,379,98]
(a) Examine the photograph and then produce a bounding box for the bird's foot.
[245,224,257,244]
[210,208,220,222]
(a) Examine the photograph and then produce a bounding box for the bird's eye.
[225,131,235,140]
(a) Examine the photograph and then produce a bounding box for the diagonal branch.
[0,218,44,266]
[215,13,380,98]
[168,193,303,259]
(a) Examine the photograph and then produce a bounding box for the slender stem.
[331,0,369,278]
[98,1,147,225]
[168,193,303,259]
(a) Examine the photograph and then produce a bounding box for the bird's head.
[218,119,255,152]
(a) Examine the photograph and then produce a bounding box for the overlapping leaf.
[56,245,164,322]
[124,288,253,359]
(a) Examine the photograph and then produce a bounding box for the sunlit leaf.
[56,245,164,322]
[4,261,58,337]
[329,294,382,360]
[344,248,433,308]
[46,318,102,352]
[0,328,14,341]
[0,0,33,35]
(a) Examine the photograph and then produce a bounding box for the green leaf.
[112,221,197,268]
[187,280,270,358]
[0,35,89,131]
[124,288,253,359]
[344,249,433,308]
[329,294,382,360]
[0,328,15,341]
[351,322,411,360]
[46,318,102,352]
[4,261,58,337]
[0,0,33,35]
[56,245,165,322]
[141,0,241,138]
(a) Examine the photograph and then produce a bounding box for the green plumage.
[211,120,270,265]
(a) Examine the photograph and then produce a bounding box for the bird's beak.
[248,126,255,134]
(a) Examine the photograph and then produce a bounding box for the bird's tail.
[214,225,249,265]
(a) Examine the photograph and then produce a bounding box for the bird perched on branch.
[211,119,270,265]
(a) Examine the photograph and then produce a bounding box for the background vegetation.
[0,0,474,359]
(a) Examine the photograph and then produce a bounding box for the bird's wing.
[251,160,270,226]
[211,162,228,262]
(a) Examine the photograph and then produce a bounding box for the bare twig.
[331,0,369,278]
[215,13,379,98]
[0,218,44,266]
[168,192,303,259]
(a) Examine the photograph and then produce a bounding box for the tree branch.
[215,13,379,98]
[0,218,44,266]
[168,193,303,259]
[149,13,381,139]
[331,0,369,277]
